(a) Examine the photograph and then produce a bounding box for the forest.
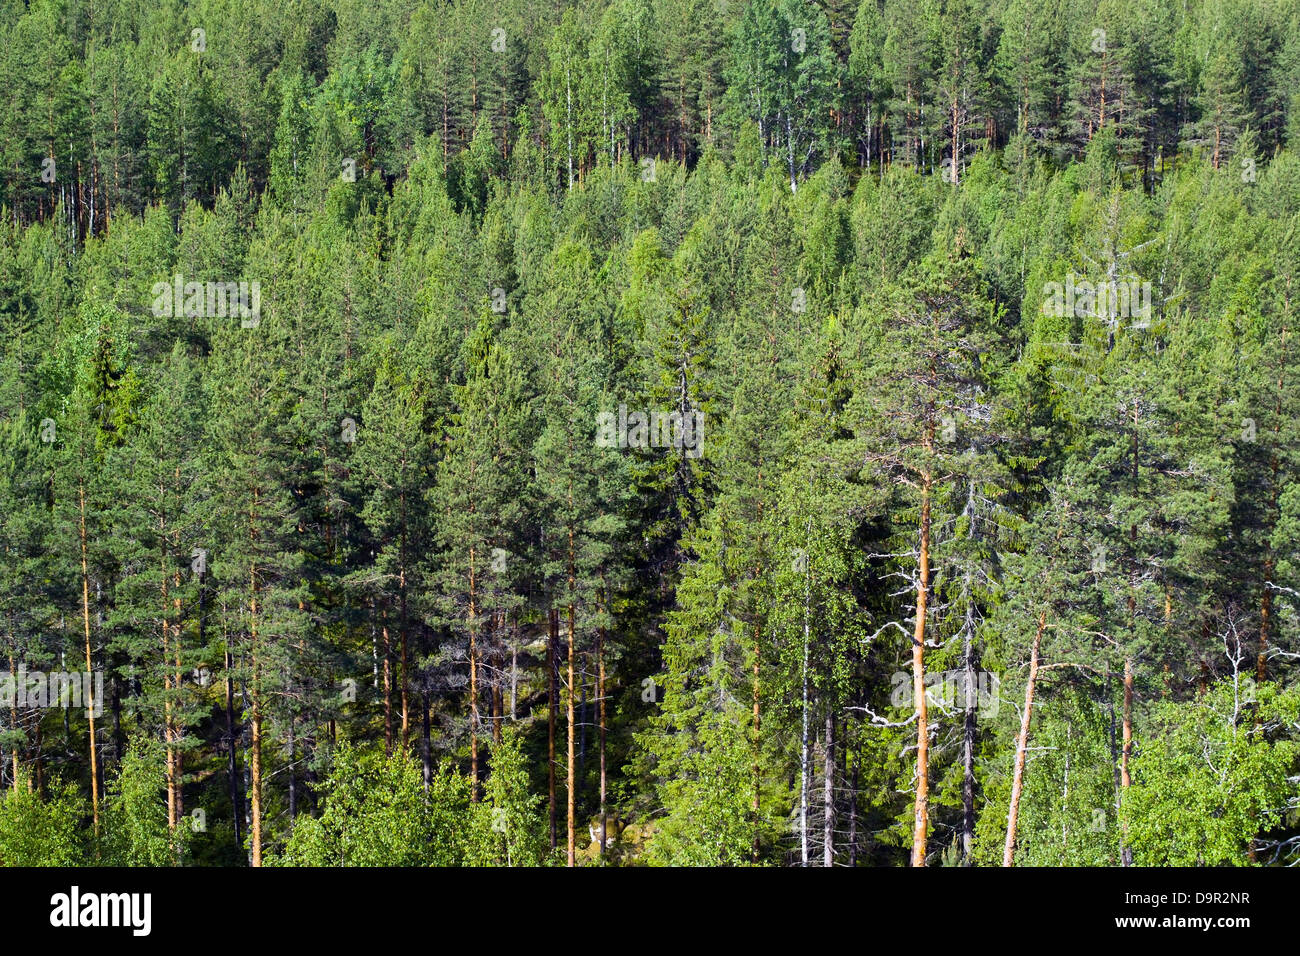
[0,0,1299,868]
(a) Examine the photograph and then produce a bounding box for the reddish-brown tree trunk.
[910,471,932,867]
[250,491,263,867]
[382,616,393,758]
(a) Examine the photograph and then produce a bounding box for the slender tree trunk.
[492,623,503,746]
[422,685,432,790]
[8,650,18,788]
[567,472,578,864]
[382,614,393,758]
[960,627,977,864]
[468,547,479,801]
[171,529,184,829]
[578,662,587,790]
[799,551,811,866]
[172,593,184,836]
[78,482,100,835]
[492,678,503,744]
[1098,68,1107,135]
[565,66,575,190]
[950,99,960,185]
[823,710,834,866]
[162,569,176,832]
[1259,572,1273,683]
[548,607,558,851]
[959,480,977,864]
[910,471,932,867]
[848,731,860,866]
[598,622,607,858]
[249,495,263,868]
[399,527,409,750]
[287,717,297,823]
[566,599,576,866]
[224,643,242,851]
[510,616,518,721]
[1003,609,1046,866]
[1120,655,1133,866]
[786,115,797,192]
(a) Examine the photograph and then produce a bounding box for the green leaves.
[276,744,474,867]
[1124,680,1300,865]
[723,0,837,191]
[0,772,86,867]
[101,737,182,867]
[469,727,550,866]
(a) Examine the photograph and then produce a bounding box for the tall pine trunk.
[468,546,479,802]
[249,493,263,867]
[382,612,393,757]
[910,470,932,867]
[78,482,100,835]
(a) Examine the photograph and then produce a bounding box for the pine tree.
[107,344,210,853]
[844,244,1002,865]
[429,318,530,805]
[206,281,310,866]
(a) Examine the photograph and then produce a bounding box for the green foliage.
[0,773,86,867]
[468,727,551,866]
[276,745,473,867]
[644,709,755,866]
[1125,679,1300,865]
[2,0,1300,871]
[100,736,183,867]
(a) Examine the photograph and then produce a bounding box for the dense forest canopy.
[0,0,1299,868]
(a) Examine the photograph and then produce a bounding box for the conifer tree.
[845,245,1002,865]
